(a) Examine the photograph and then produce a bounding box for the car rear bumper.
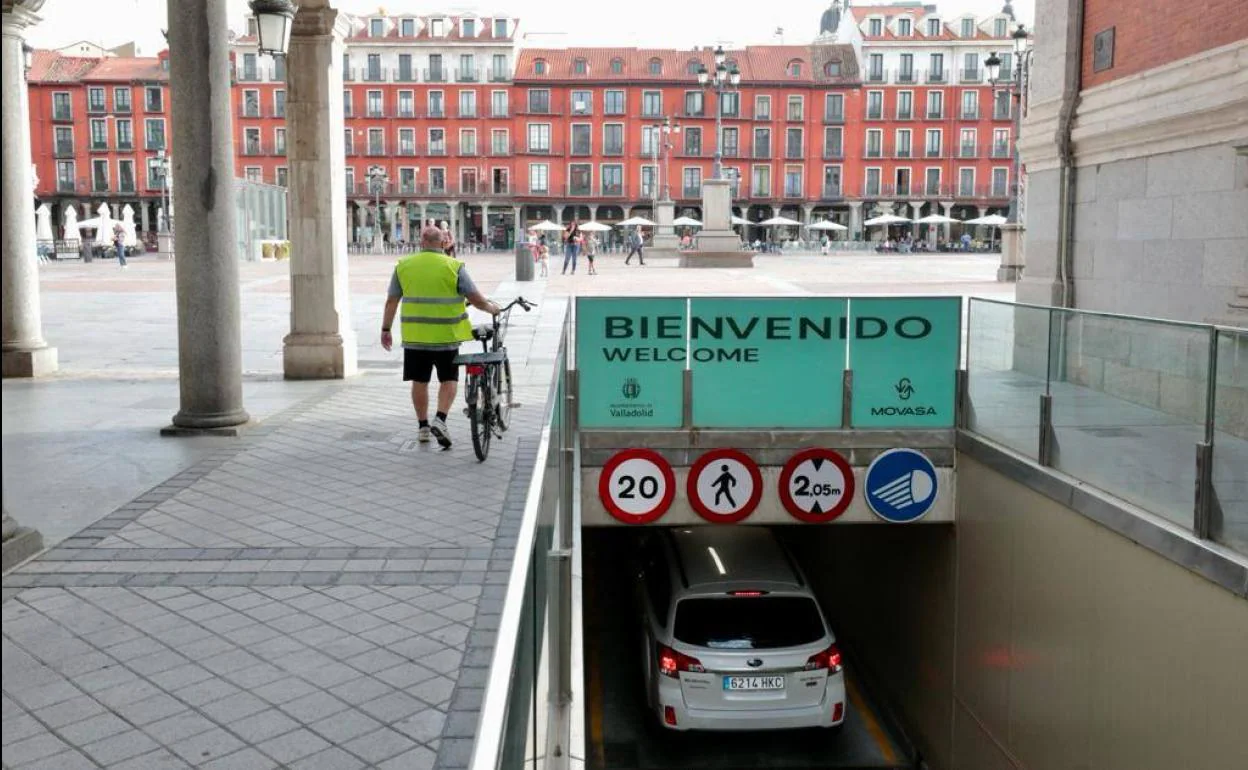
[658,677,846,731]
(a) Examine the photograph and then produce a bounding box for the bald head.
[420,226,445,251]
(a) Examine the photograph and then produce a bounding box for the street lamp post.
[155,148,173,233]
[649,117,680,203]
[367,165,387,251]
[696,46,741,181]
[986,24,1032,225]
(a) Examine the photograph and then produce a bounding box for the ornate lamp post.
[248,0,295,57]
[367,165,387,251]
[985,24,1032,282]
[695,46,741,181]
[648,116,680,204]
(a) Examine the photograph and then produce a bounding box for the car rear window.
[672,596,825,649]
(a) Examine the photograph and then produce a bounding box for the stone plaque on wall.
[1093,27,1115,73]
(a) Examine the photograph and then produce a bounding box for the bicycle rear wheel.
[494,357,514,434]
[468,372,493,462]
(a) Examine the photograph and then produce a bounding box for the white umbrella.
[965,214,1008,226]
[759,216,802,226]
[618,216,657,227]
[121,204,138,247]
[915,214,962,224]
[730,215,750,225]
[64,205,79,239]
[672,216,703,227]
[528,219,563,231]
[35,203,54,241]
[76,217,103,230]
[95,203,114,245]
[578,221,612,232]
[863,213,912,226]
[806,220,848,231]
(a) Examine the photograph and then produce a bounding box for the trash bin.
[81,240,93,263]
[515,243,534,282]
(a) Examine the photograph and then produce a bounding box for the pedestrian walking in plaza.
[585,234,598,275]
[381,226,499,449]
[537,243,550,277]
[440,220,457,258]
[562,219,581,274]
[624,227,645,265]
[112,223,127,268]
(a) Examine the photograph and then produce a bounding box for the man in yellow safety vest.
[381,226,499,448]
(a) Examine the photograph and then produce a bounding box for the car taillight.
[657,643,704,678]
[805,644,844,673]
[465,364,485,375]
[728,590,768,597]
[832,702,844,722]
[664,705,678,726]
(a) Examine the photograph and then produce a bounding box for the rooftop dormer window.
[400,18,415,36]
[824,61,841,76]
[462,18,475,37]
[868,17,883,36]
[994,17,1007,37]
[493,18,507,37]
[610,57,624,74]
[431,18,445,37]
[247,17,257,37]
[788,60,802,77]
[648,57,662,75]
[897,18,911,36]
[534,58,547,75]
[369,18,383,37]
[574,58,588,74]
[686,59,700,75]
[927,17,941,36]
[961,17,975,37]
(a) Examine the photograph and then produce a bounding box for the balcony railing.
[397,108,417,119]
[396,144,417,156]
[993,107,1013,121]
[783,187,804,199]
[117,140,133,151]
[991,143,1011,158]
[720,146,741,159]
[362,68,387,83]
[458,144,479,157]
[865,69,887,83]
[87,101,107,114]
[927,70,947,83]
[426,108,447,119]
[896,69,918,84]
[866,108,884,120]
[56,178,77,193]
[961,109,980,120]
[53,107,73,121]
[823,111,845,124]
[785,146,804,159]
[925,146,942,158]
[456,68,481,82]
[960,68,982,83]
[753,111,772,121]
[925,182,942,196]
[895,147,913,159]
[681,186,702,199]
[489,143,514,157]
[268,66,286,82]
[426,144,448,157]
[393,68,418,83]
[241,104,261,118]
[489,109,511,119]
[751,145,771,159]
[600,183,626,197]
[823,147,844,160]
[896,109,913,120]
[927,110,944,120]
[959,143,979,158]
[423,68,447,83]
[676,147,705,158]
[820,186,843,200]
[54,143,75,158]
[242,142,264,156]
[456,109,478,119]
[603,145,625,157]
[114,102,131,114]
[342,67,356,82]
[863,147,884,159]
[145,99,164,113]
[489,69,510,83]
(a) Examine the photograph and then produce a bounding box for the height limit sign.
[778,449,855,523]
[599,449,676,525]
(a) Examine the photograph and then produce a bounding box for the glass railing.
[470,308,571,770]
[966,299,1246,556]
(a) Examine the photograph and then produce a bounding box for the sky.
[27,0,1034,55]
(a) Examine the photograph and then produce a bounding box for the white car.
[636,527,846,731]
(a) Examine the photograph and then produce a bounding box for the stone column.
[352,201,366,243]
[163,0,248,431]
[140,201,150,234]
[386,200,401,243]
[480,203,490,247]
[998,223,1024,282]
[848,201,863,242]
[940,201,955,242]
[412,201,425,234]
[283,5,357,380]
[2,0,57,378]
[513,205,523,245]
[910,201,924,239]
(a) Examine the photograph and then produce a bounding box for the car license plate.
[723,676,785,691]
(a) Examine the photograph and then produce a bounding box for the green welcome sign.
[575,296,961,430]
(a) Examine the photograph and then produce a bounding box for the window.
[686,59,701,75]
[961,90,979,119]
[399,127,415,155]
[993,128,1010,157]
[784,165,802,197]
[640,165,657,197]
[428,54,445,81]
[527,123,551,152]
[367,90,383,117]
[530,163,549,193]
[787,95,803,121]
[683,127,702,156]
[823,126,842,157]
[429,128,446,155]
[899,54,914,81]
[398,167,416,193]
[867,91,883,119]
[244,167,262,183]
[960,128,977,157]
[370,18,384,37]
[571,124,592,155]
[494,18,508,37]
[493,167,510,195]
[824,61,841,77]
[684,91,704,116]
[53,92,72,120]
[927,91,944,119]
[641,125,658,156]
[491,90,508,117]
[925,167,941,195]
[367,128,385,155]
[54,126,73,155]
[145,86,162,112]
[342,52,351,79]
[823,165,842,196]
[994,18,1008,37]
[720,92,739,117]
[274,127,286,155]
[927,17,941,36]
[56,160,75,192]
[682,167,701,197]
[145,156,167,190]
[720,126,739,156]
[961,18,975,37]
[242,89,259,117]
[788,61,802,77]
[610,58,624,74]
[274,90,285,117]
[92,159,108,191]
[785,127,802,158]
[992,167,1009,196]
[895,167,912,196]
[753,127,771,157]
[144,118,165,150]
[428,90,444,117]
[118,159,135,192]
[527,89,550,113]
[344,128,353,155]
[963,52,979,80]
[116,119,132,149]
[398,91,414,118]
[491,129,510,155]
[642,91,662,117]
[602,164,624,195]
[401,18,415,36]
[824,93,843,121]
[897,91,913,119]
[604,124,624,155]
[868,53,884,80]
[755,95,771,120]
[929,53,945,81]
[571,90,591,114]
[459,90,476,117]
[88,86,106,111]
[429,167,446,193]
[605,90,625,115]
[868,18,882,36]
[926,129,942,157]
[898,18,912,35]
[865,167,881,196]
[648,58,662,75]
[460,128,477,155]
[752,165,771,197]
[569,163,592,195]
[366,54,381,81]
[896,128,912,157]
[461,167,479,195]
[344,167,354,193]
[243,127,261,155]
[959,167,975,196]
[90,119,108,149]
[462,18,476,37]
[998,52,1014,81]
[573,58,588,75]
[343,90,352,116]
[994,90,1011,119]
[459,54,475,80]
[269,167,284,188]
[492,54,507,80]
[534,59,547,75]
[866,129,882,158]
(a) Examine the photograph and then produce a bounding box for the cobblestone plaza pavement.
[3,251,1008,769]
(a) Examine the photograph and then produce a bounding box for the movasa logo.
[872,377,937,416]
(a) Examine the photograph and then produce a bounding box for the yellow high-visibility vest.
[395,251,473,348]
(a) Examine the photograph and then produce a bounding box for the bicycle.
[454,297,535,461]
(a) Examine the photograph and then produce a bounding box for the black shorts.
[403,348,460,383]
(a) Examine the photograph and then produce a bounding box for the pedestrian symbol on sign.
[712,465,738,508]
[688,450,762,524]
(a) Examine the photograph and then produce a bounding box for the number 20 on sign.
[599,449,677,524]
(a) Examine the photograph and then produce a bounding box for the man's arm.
[381,269,402,351]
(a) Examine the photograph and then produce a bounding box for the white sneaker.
[418,425,432,443]
[429,417,452,449]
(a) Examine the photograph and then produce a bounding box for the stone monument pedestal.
[652,198,679,252]
[998,223,1024,282]
[678,178,755,268]
[158,232,175,260]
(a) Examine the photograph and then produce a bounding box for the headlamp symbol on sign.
[871,469,933,509]
[621,377,641,400]
[864,447,939,523]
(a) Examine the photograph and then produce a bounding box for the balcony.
[926,110,944,120]
[927,70,947,84]
[362,68,388,83]
[456,109,478,119]
[117,140,133,151]
[991,185,1009,198]
[751,146,771,159]
[426,108,447,119]
[527,186,551,196]
[720,146,741,159]
[895,109,913,120]
[396,144,418,157]
[242,141,264,157]
[145,99,164,113]
[993,107,1013,121]
[92,177,110,193]
[865,69,887,84]
[925,147,942,158]
[925,182,942,196]
[959,143,979,158]
[896,69,918,84]
[521,104,556,116]
[113,102,131,114]
[753,112,772,122]
[87,101,107,114]
[456,68,480,82]
[785,146,804,160]
[54,143,75,158]
[961,109,980,120]
[342,67,356,82]
[600,183,626,197]
[457,144,479,157]
[90,140,109,152]
[603,145,625,157]
[489,143,514,157]
[676,147,705,158]
[822,111,844,124]
[365,108,386,119]
[423,68,448,83]
[239,69,262,83]
[681,186,702,199]
[397,108,417,119]
[960,68,982,83]
[56,177,77,193]
[268,65,286,82]
[820,185,843,200]
[489,109,510,119]
[393,68,418,83]
[52,107,73,121]
[240,104,261,119]
[822,147,844,160]
[866,108,884,120]
[521,144,561,156]
[783,187,804,199]
[426,144,448,157]
[564,183,594,197]
[118,180,136,194]
[680,107,706,119]
[991,143,1011,158]
[489,70,510,83]
[894,147,913,159]
[271,106,286,119]
[863,148,884,159]
[785,110,805,123]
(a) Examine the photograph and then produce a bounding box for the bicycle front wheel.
[468,373,493,462]
[494,357,513,434]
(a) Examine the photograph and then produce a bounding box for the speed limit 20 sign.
[599,449,676,524]
[778,448,855,523]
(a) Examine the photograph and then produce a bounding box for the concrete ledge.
[677,251,756,268]
[2,346,58,378]
[160,423,250,437]
[2,527,44,573]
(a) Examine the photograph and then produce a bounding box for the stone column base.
[997,264,1024,282]
[2,346,58,378]
[283,331,359,380]
[2,524,43,573]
